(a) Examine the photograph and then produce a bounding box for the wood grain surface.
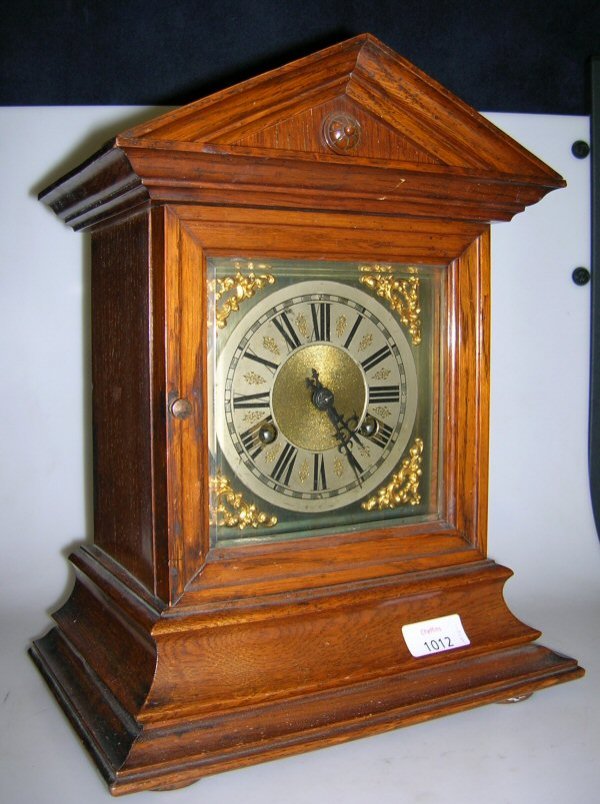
[31,34,582,795]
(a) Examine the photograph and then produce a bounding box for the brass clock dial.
[214,280,418,513]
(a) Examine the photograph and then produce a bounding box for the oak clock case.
[30,34,583,796]
[209,258,443,544]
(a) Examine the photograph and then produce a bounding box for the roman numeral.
[369,385,400,403]
[361,345,392,372]
[311,302,331,342]
[343,313,363,349]
[240,415,273,459]
[233,391,270,409]
[313,453,327,491]
[245,351,279,372]
[271,442,298,485]
[272,311,301,351]
[368,421,394,449]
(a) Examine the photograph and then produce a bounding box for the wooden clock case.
[30,35,583,795]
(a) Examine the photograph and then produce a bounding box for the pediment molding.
[118,35,562,180]
[40,35,565,231]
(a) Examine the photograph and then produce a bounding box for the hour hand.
[305,368,320,393]
[306,369,334,412]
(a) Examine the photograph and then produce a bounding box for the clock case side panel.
[86,205,208,605]
[89,210,170,598]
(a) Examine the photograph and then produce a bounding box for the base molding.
[30,551,584,795]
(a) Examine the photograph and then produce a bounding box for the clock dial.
[214,281,418,512]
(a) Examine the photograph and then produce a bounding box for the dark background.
[1,0,598,113]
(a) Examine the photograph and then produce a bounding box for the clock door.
[163,205,487,602]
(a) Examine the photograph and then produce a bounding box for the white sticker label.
[402,614,470,658]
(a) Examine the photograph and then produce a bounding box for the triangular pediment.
[41,35,565,231]
[119,34,561,180]
[233,94,441,165]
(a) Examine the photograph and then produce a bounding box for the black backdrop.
[1,0,598,113]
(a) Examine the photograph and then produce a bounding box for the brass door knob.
[170,398,192,419]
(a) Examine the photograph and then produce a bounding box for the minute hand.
[324,403,364,486]
[306,369,364,485]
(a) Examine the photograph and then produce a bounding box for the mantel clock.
[30,35,583,795]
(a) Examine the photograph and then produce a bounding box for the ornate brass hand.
[306,369,364,485]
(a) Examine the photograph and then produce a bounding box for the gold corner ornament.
[209,471,278,530]
[361,438,424,511]
[210,262,275,329]
[359,265,421,345]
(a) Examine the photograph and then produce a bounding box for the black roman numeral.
[272,311,301,351]
[313,453,327,491]
[240,415,273,459]
[271,442,298,485]
[343,313,363,349]
[368,421,394,449]
[233,391,270,409]
[311,302,331,342]
[369,385,400,403]
[245,351,279,372]
[361,345,392,372]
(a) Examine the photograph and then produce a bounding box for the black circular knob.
[571,141,590,159]
[258,422,278,444]
[572,267,591,286]
[312,386,334,411]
